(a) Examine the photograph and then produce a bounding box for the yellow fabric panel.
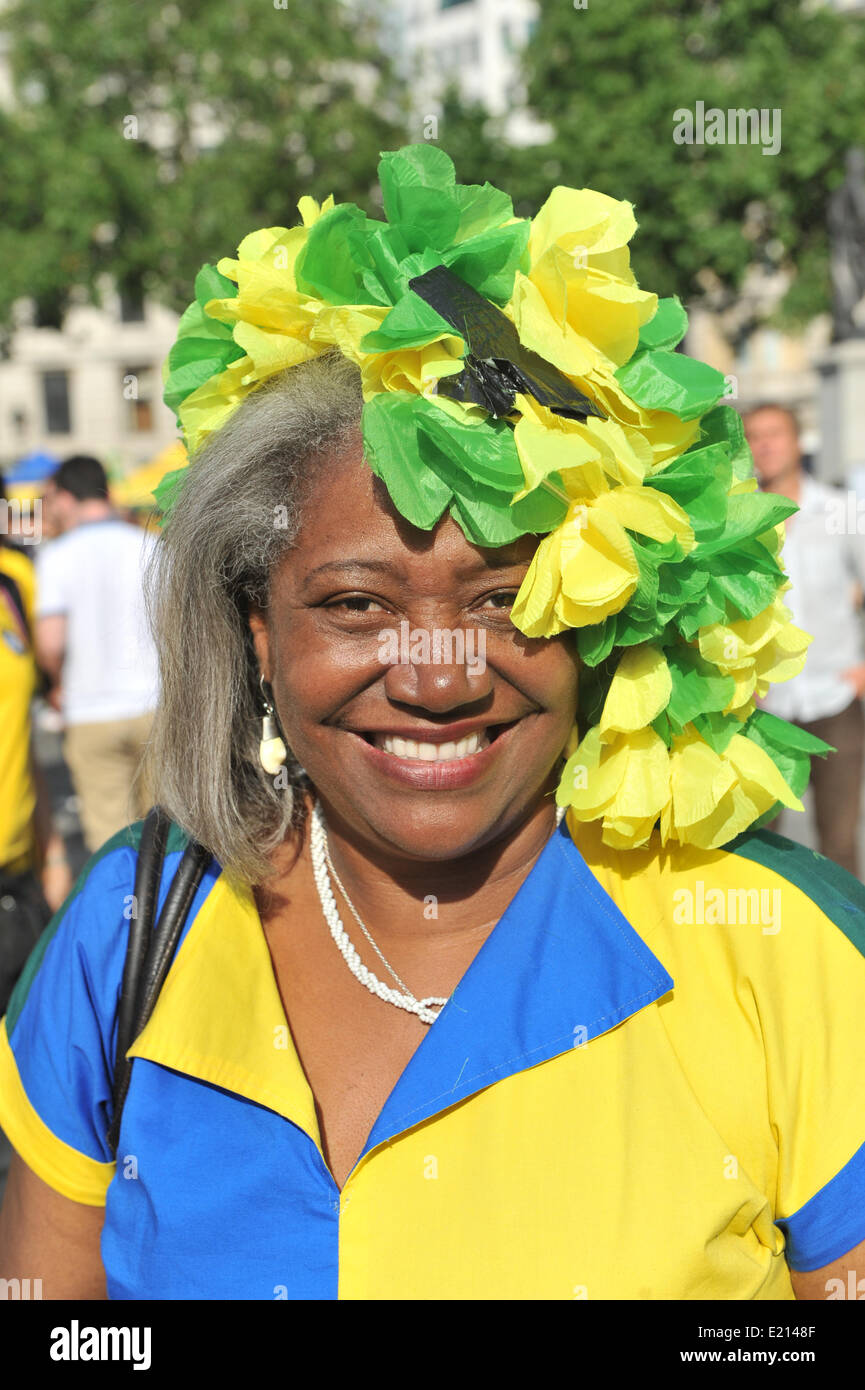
[0,1020,115,1206]
[0,548,37,870]
[127,873,323,1152]
[338,1005,794,1300]
[572,822,865,1228]
[0,545,36,627]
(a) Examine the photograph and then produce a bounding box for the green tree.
[439,0,865,339]
[0,0,408,325]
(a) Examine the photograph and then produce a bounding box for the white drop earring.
[258,675,287,775]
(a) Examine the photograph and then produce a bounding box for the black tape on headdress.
[408,265,605,422]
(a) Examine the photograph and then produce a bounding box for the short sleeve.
[0,834,140,1205]
[34,540,69,618]
[735,840,865,1272]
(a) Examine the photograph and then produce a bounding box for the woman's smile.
[342,715,525,788]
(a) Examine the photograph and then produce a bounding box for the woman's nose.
[381,621,493,712]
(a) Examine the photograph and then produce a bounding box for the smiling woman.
[1,146,865,1302]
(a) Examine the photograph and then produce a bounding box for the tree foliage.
[439,0,865,334]
[0,0,408,325]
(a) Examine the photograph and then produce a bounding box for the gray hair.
[144,350,364,883]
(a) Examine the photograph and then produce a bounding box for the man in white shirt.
[744,404,865,877]
[35,456,160,852]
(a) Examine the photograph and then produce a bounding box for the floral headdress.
[160,143,830,852]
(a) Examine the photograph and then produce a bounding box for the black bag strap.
[0,566,31,644]
[107,806,211,1159]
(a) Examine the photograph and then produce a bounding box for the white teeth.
[374,730,490,760]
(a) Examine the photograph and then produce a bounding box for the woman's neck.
[269,786,562,954]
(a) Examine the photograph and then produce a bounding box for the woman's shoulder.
[572,819,865,1267]
[0,823,154,1188]
[4,818,196,1043]
[571,819,865,973]
[0,817,217,1192]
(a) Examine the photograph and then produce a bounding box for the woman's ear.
[248,606,272,684]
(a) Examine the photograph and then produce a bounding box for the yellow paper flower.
[599,645,673,741]
[176,213,333,454]
[502,187,700,471]
[311,304,465,401]
[588,370,702,470]
[559,716,805,854]
[512,393,651,496]
[664,728,803,850]
[696,592,812,712]
[557,724,672,850]
[505,290,701,471]
[173,357,254,459]
[516,186,658,371]
[510,459,694,637]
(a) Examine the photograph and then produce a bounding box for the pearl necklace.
[309,798,567,1026]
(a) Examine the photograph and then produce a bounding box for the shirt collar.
[128,819,674,1170]
[796,473,831,512]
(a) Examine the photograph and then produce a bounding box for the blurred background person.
[744,404,865,878]
[35,456,159,853]
[0,472,71,1015]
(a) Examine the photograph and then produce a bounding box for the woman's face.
[250,428,579,862]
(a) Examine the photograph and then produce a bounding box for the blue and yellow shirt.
[1,816,865,1299]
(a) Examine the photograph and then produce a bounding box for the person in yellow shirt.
[0,474,71,1014]
[1,148,864,1302]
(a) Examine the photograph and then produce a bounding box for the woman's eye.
[479,591,518,611]
[327,595,387,613]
